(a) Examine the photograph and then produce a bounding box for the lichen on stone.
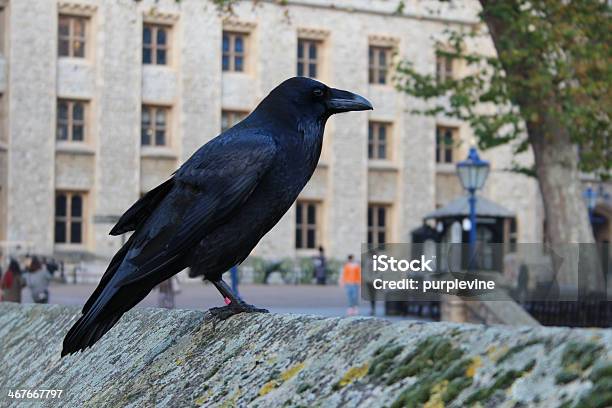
[257,361,305,397]
[465,356,482,378]
[333,363,370,390]
[423,380,448,408]
[258,380,279,397]
[1,304,610,408]
[389,337,475,408]
[554,341,605,385]
[589,361,612,382]
[560,341,604,372]
[368,344,404,378]
[464,359,535,405]
[280,362,305,381]
[574,360,612,408]
[386,336,464,386]
[496,338,542,365]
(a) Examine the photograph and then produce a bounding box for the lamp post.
[456,147,490,267]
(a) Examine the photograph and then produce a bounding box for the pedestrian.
[363,250,378,316]
[230,265,240,298]
[23,256,52,304]
[1,258,24,303]
[157,276,181,309]
[45,257,59,277]
[340,254,361,316]
[313,246,327,285]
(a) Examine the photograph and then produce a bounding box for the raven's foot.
[209,301,269,320]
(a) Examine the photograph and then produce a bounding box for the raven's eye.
[313,88,324,97]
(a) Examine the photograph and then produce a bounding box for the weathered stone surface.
[0,303,610,407]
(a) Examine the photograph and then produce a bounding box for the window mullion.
[300,205,306,247]
[153,27,158,65]
[374,125,379,158]
[152,107,156,140]
[374,205,380,245]
[67,101,73,141]
[373,51,377,79]
[303,205,307,247]
[233,35,237,71]
[69,19,73,57]
[373,208,377,245]
[66,193,72,243]
[229,35,234,71]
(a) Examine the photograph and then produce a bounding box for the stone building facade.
[0,0,558,264]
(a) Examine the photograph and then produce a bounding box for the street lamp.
[456,146,490,266]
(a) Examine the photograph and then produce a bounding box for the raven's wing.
[112,133,278,288]
[109,178,175,236]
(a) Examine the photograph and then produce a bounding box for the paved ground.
[18,281,425,320]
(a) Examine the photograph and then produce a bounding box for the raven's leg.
[209,279,269,319]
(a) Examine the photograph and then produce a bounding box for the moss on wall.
[0,304,610,407]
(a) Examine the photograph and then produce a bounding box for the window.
[55,191,85,244]
[296,201,318,249]
[436,126,457,163]
[143,24,169,65]
[297,39,320,78]
[222,32,246,72]
[141,105,169,146]
[58,15,87,58]
[436,54,454,83]
[368,205,389,246]
[221,110,247,132]
[368,122,391,160]
[369,46,391,84]
[57,99,86,142]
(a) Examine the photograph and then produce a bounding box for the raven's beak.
[327,88,373,113]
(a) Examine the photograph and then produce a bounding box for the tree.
[395,0,610,291]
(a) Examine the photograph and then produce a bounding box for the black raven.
[62,77,372,356]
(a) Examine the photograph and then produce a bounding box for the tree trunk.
[479,0,604,293]
[528,118,604,293]
[528,122,590,244]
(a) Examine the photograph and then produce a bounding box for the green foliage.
[210,0,241,13]
[244,256,269,284]
[243,256,341,284]
[395,0,611,178]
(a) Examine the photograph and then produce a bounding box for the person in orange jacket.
[340,254,361,315]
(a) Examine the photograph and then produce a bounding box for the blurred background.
[0,0,609,326]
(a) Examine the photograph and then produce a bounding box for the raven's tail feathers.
[62,230,138,357]
[61,308,123,357]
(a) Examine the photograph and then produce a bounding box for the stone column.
[326,21,368,259]
[6,1,57,254]
[93,1,141,258]
[248,3,296,259]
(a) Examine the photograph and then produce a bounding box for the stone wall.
[1,303,610,407]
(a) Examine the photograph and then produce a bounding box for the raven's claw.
[209,302,269,320]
